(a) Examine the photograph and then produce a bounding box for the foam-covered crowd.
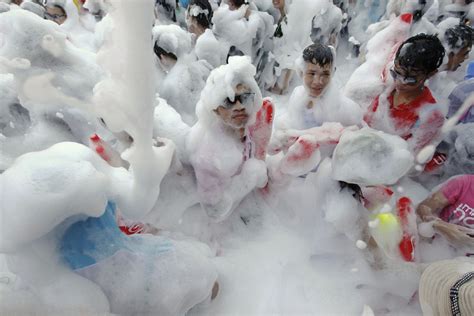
[0,0,473,315]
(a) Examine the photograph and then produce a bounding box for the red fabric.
[119,223,145,235]
[364,88,436,140]
[400,13,413,24]
[424,152,447,172]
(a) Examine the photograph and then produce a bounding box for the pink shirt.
[439,175,474,229]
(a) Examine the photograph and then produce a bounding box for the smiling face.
[214,84,253,129]
[303,62,332,98]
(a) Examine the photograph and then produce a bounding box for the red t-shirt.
[364,87,437,139]
[439,175,474,229]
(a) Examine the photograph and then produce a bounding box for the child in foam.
[416,174,474,249]
[187,56,273,222]
[364,33,446,155]
[283,43,362,131]
[266,43,362,178]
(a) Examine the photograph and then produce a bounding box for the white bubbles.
[368,218,380,229]
[418,222,436,238]
[356,240,367,249]
[416,145,436,164]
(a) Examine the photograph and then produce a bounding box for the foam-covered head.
[228,0,249,10]
[186,0,213,34]
[332,128,414,186]
[152,24,192,59]
[443,24,473,71]
[195,56,262,127]
[395,33,445,75]
[43,0,81,27]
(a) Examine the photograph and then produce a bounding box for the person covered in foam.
[364,33,446,155]
[282,43,363,131]
[428,20,473,102]
[42,0,96,52]
[187,56,269,222]
[185,0,225,68]
[153,23,213,125]
[212,0,273,71]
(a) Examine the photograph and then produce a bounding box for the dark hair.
[395,33,445,74]
[226,45,244,63]
[302,43,334,67]
[153,44,178,61]
[229,0,248,8]
[188,0,213,29]
[445,24,473,51]
[339,181,363,203]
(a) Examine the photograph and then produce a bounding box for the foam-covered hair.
[395,33,445,74]
[195,56,262,126]
[152,24,192,58]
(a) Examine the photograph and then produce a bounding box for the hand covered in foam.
[242,158,268,189]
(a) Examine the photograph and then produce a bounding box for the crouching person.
[187,56,270,222]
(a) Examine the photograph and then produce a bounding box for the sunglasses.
[222,92,255,109]
[44,12,66,21]
[390,67,422,86]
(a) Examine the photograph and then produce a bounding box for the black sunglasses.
[44,12,66,21]
[222,92,255,108]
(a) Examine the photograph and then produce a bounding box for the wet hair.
[339,181,363,203]
[229,0,248,8]
[302,43,334,67]
[395,33,445,74]
[153,44,178,61]
[445,24,473,51]
[188,0,213,29]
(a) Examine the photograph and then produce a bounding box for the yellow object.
[72,0,81,11]
[376,213,400,233]
[369,212,403,258]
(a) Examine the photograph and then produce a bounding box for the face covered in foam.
[45,5,67,25]
[391,60,428,94]
[213,84,254,129]
[195,56,262,129]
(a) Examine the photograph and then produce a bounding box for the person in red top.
[364,33,446,154]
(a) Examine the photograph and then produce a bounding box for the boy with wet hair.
[283,43,362,130]
[364,33,446,154]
